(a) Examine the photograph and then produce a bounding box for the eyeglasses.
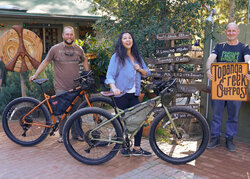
[64,51,74,56]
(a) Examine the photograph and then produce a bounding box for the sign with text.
[151,70,204,79]
[156,32,192,40]
[155,45,192,55]
[145,56,202,65]
[145,56,190,64]
[211,63,249,101]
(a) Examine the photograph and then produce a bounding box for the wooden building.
[0,0,99,54]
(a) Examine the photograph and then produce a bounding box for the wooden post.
[170,27,175,47]
[20,73,26,97]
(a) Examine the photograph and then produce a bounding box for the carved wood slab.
[0,25,42,72]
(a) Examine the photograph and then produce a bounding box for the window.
[25,23,62,53]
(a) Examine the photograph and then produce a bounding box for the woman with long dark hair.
[105,31,151,157]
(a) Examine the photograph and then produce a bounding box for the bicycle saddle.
[32,79,49,85]
[100,91,114,97]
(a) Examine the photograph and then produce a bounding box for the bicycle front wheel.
[63,107,123,165]
[2,97,51,146]
[149,106,209,164]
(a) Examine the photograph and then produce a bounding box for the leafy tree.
[76,34,113,90]
[90,0,215,58]
[213,0,248,25]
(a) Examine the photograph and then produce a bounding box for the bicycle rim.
[64,107,122,165]
[79,96,116,115]
[149,106,209,164]
[2,97,50,146]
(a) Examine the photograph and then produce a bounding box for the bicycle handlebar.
[159,78,177,96]
[73,70,93,83]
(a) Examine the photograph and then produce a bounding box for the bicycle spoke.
[3,98,50,146]
[63,107,122,165]
[150,106,209,164]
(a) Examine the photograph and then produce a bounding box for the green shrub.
[76,34,113,91]
[0,63,54,114]
[0,72,21,113]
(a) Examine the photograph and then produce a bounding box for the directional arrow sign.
[156,45,192,55]
[156,32,192,40]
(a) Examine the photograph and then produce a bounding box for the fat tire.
[63,107,122,165]
[2,97,51,146]
[149,106,209,164]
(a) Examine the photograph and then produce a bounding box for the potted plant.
[141,78,157,101]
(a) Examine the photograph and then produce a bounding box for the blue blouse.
[105,53,150,97]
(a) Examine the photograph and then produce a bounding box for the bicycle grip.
[159,79,177,96]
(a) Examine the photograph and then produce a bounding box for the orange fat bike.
[2,71,115,146]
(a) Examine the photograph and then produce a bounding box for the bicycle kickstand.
[50,122,59,136]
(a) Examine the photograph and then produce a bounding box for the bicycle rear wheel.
[149,106,209,164]
[63,107,123,165]
[78,96,115,114]
[2,97,51,146]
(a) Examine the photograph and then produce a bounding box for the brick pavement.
[0,124,250,179]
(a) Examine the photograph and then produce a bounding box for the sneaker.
[132,148,152,157]
[207,136,220,149]
[120,148,130,157]
[226,137,236,152]
[57,137,63,143]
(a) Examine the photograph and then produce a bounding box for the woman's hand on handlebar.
[112,87,121,96]
[110,84,121,96]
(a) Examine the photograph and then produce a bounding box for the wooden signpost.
[145,56,202,65]
[151,71,204,79]
[211,63,249,101]
[156,32,192,40]
[146,31,204,108]
[155,45,192,55]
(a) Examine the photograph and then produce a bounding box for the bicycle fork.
[162,105,181,139]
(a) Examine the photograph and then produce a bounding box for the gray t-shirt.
[46,42,86,91]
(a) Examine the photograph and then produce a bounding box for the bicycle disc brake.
[170,128,183,140]
[19,115,33,137]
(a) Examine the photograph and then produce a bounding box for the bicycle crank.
[84,130,110,153]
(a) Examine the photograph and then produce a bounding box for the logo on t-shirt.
[221,51,240,62]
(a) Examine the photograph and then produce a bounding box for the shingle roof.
[0,0,100,20]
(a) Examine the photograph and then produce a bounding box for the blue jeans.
[211,100,242,138]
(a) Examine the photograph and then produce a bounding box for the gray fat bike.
[63,78,210,165]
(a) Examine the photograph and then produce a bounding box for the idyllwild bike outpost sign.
[211,63,249,101]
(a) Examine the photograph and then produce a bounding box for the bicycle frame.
[88,94,181,144]
[21,86,94,129]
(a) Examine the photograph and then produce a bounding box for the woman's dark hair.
[115,31,143,67]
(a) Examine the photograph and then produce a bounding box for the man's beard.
[64,39,74,45]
